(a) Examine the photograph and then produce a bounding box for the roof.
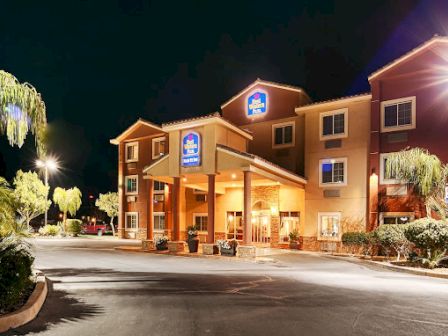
[220,78,308,109]
[162,112,253,140]
[110,118,164,145]
[216,144,307,185]
[368,35,448,81]
[295,93,371,114]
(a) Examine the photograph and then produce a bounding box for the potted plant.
[155,236,169,250]
[289,229,300,249]
[217,239,238,256]
[187,225,199,253]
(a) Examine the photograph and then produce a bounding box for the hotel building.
[111,36,448,251]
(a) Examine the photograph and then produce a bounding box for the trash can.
[97,229,103,237]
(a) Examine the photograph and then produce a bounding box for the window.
[279,211,299,243]
[125,142,138,162]
[320,108,348,140]
[380,212,414,225]
[193,214,208,232]
[152,137,166,159]
[125,212,138,230]
[226,211,243,240]
[380,153,400,185]
[125,175,138,194]
[154,181,165,193]
[272,122,295,148]
[381,96,416,132]
[154,212,165,231]
[318,212,341,240]
[319,158,347,186]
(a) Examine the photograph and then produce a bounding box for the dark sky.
[0,0,446,197]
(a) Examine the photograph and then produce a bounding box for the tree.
[385,148,448,218]
[13,170,50,231]
[374,224,411,261]
[0,177,16,237]
[53,187,82,232]
[0,70,47,155]
[95,192,118,236]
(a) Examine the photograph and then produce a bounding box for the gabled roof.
[295,93,371,114]
[220,78,307,109]
[110,118,164,144]
[368,35,448,81]
[162,112,253,140]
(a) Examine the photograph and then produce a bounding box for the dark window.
[322,113,345,137]
[194,215,208,231]
[323,116,333,135]
[274,124,294,146]
[384,101,412,128]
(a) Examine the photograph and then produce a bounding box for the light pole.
[36,158,58,226]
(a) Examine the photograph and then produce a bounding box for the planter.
[289,241,299,250]
[156,243,168,251]
[187,238,199,253]
[220,247,236,256]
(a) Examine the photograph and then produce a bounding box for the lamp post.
[36,158,58,226]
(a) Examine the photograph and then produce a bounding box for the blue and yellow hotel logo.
[182,131,201,167]
[247,91,267,116]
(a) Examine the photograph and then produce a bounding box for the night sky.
[0,0,447,198]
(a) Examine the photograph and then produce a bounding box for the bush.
[374,224,411,261]
[38,224,61,236]
[66,219,83,236]
[342,232,367,245]
[0,237,34,313]
[405,218,448,268]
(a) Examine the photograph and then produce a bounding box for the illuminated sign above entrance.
[181,131,201,167]
[247,90,267,117]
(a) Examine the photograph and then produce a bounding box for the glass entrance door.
[252,212,271,244]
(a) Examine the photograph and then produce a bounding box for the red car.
[82,222,110,235]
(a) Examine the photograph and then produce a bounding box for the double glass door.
[252,212,271,244]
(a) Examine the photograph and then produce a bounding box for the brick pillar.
[207,174,216,243]
[243,170,252,245]
[147,178,154,240]
[172,177,180,241]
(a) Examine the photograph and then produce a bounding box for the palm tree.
[385,148,448,218]
[53,187,82,232]
[0,70,47,155]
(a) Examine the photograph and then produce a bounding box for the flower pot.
[220,247,236,256]
[289,241,299,250]
[187,238,199,253]
[156,243,168,251]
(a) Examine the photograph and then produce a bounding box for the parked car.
[82,221,110,235]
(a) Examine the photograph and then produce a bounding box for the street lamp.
[36,157,59,226]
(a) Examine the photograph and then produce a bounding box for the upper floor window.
[125,142,138,162]
[380,96,416,132]
[272,122,295,148]
[125,175,138,195]
[380,152,401,185]
[152,137,166,160]
[154,181,165,194]
[320,108,348,140]
[319,158,347,187]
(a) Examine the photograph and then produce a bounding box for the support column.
[207,174,216,243]
[147,179,154,240]
[172,177,180,241]
[243,170,252,245]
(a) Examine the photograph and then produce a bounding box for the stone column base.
[202,243,219,255]
[237,245,256,258]
[168,241,186,253]
[142,240,155,251]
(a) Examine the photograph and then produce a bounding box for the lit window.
[319,158,347,186]
[152,137,166,159]
[379,153,401,185]
[154,213,165,231]
[125,142,138,162]
[272,122,295,147]
[226,211,243,240]
[125,175,138,194]
[318,212,340,240]
[380,212,414,225]
[125,212,138,230]
[320,109,347,140]
[193,214,208,232]
[279,211,299,243]
[381,97,416,132]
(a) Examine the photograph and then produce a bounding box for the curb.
[327,255,448,280]
[0,271,48,333]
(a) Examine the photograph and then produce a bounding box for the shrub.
[38,224,61,236]
[0,236,34,313]
[289,229,299,242]
[405,218,448,268]
[374,224,411,261]
[66,219,83,236]
[342,232,367,253]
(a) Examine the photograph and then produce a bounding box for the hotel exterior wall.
[369,43,448,227]
[303,98,370,249]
